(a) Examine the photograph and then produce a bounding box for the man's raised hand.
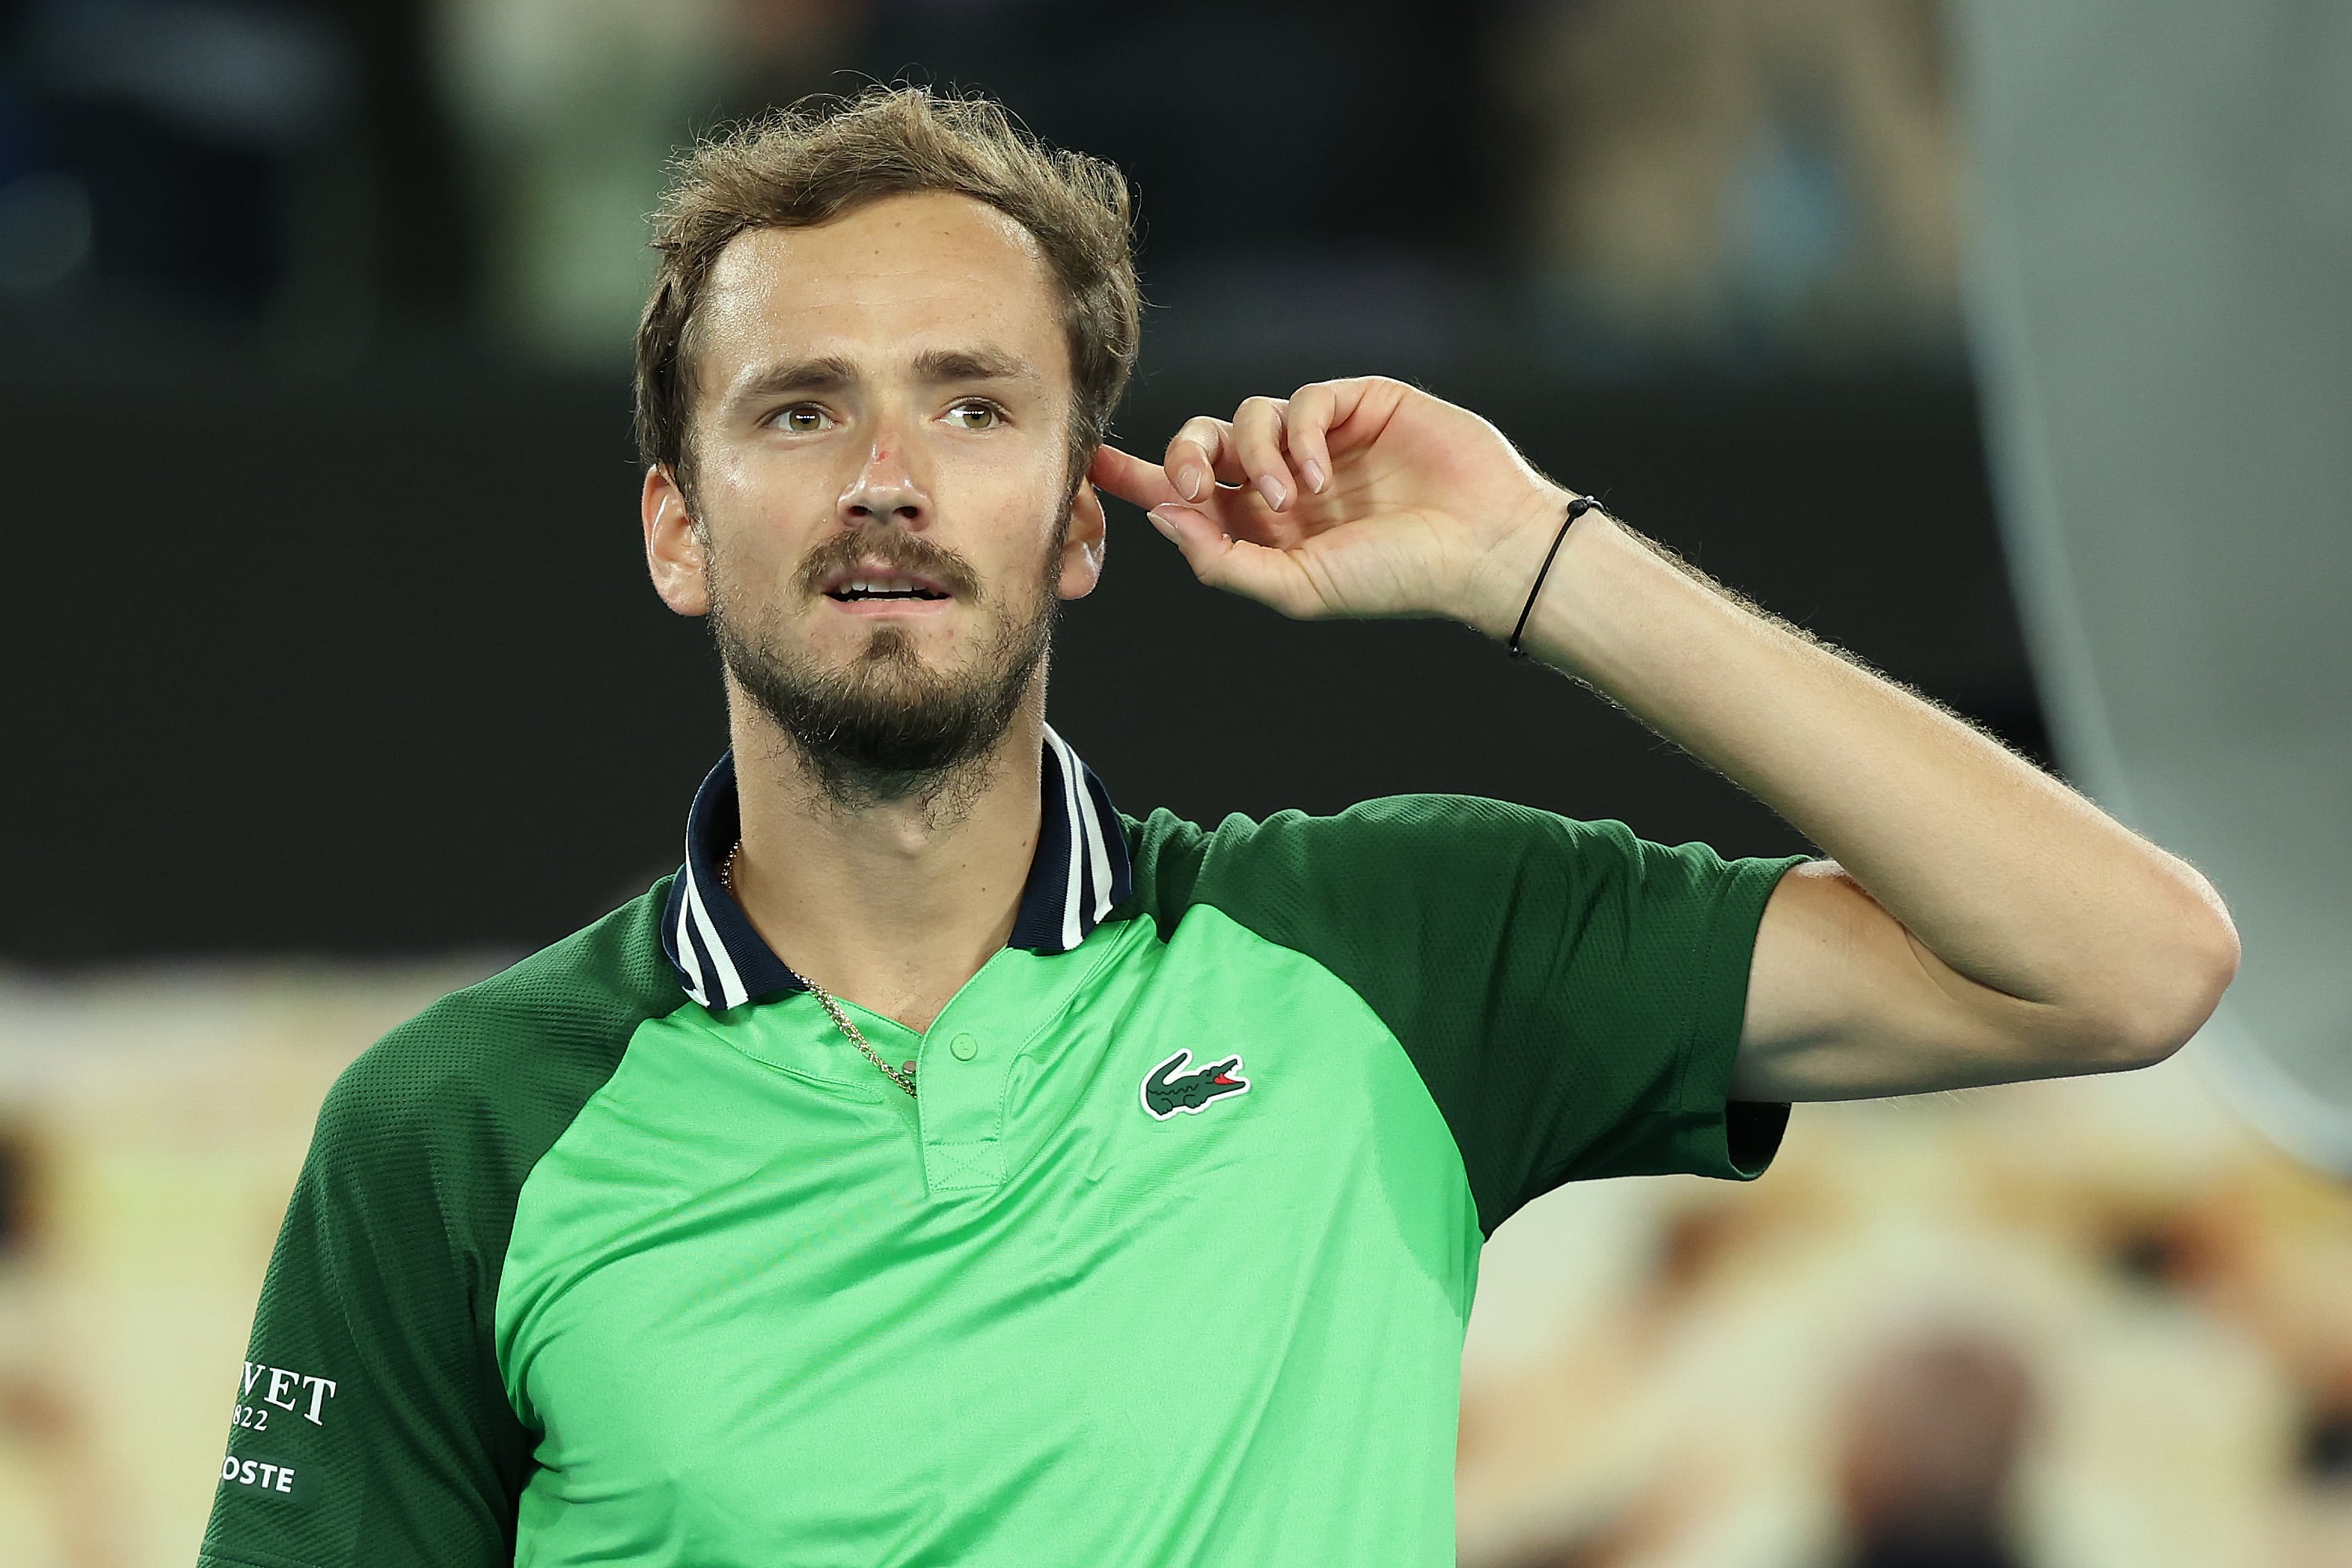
[1087,377,1573,631]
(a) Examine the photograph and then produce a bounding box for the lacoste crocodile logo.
[1142,1049,1251,1119]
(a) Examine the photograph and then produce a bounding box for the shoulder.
[1126,793,1653,858]
[1120,796,1664,924]
[310,880,684,1185]
[1118,794,1795,978]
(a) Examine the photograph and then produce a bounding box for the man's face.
[643,190,1104,801]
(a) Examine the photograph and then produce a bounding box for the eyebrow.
[911,347,1042,387]
[735,354,858,401]
[733,346,1043,403]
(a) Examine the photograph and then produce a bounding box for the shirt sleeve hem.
[1671,853,1807,1180]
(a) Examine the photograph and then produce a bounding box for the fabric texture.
[199,784,1801,1568]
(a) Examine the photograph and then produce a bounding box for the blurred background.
[0,1,2345,1564]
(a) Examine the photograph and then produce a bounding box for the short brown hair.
[635,85,1142,500]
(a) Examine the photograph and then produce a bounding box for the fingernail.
[1302,460,1327,492]
[1146,508,1180,540]
[1258,474,1287,510]
[1178,465,1205,501]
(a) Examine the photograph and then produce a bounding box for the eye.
[773,405,832,434]
[944,399,1003,431]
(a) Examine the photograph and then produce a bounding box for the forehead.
[692,191,1069,390]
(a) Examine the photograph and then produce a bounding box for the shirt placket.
[915,1007,1011,1195]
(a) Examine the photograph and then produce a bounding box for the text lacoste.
[1142,1049,1251,1119]
[220,1452,313,1502]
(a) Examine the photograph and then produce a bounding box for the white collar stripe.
[683,866,749,1011]
[1083,791,1113,922]
[1071,752,1114,924]
[673,891,709,1007]
[1047,728,1087,953]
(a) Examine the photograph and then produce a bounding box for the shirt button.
[950,1033,980,1062]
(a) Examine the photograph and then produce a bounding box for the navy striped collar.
[660,728,1134,1012]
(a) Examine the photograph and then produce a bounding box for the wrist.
[1456,484,1605,644]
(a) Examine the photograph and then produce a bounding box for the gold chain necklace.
[721,842,918,1098]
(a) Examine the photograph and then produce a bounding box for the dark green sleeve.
[198,1046,535,1568]
[199,890,670,1567]
[1124,797,1805,1236]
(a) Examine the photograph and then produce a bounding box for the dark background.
[2,365,2026,962]
[0,0,2022,962]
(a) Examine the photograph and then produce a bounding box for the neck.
[724,684,1047,1033]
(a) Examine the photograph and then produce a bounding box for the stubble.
[704,519,1063,822]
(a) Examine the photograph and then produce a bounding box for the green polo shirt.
[200,728,1801,1568]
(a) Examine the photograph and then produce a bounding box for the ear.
[642,465,710,616]
[1058,479,1108,601]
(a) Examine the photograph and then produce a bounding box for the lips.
[799,527,978,607]
[819,565,952,602]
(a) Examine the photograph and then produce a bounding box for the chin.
[847,622,949,673]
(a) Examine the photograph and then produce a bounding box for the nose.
[837,434,930,531]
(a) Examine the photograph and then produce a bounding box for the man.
[199,87,2237,1567]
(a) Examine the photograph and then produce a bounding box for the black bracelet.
[1506,495,1600,659]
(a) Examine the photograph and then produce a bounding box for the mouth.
[818,564,954,604]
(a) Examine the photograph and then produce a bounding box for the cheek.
[984,506,1073,604]
[965,434,1072,524]
[702,432,851,533]
[700,445,836,546]
[707,452,800,525]
[702,514,818,623]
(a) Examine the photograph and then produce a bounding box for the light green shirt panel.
[495,906,1483,1568]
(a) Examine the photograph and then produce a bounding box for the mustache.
[794,524,982,600]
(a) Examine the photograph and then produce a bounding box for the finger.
[1305,376,1406,456]
[1145,504,1320,618]
[1230,395,1301,512]
[1283,383,1338,494]
[1089,444,1184,512]
[1163,417,1242,503]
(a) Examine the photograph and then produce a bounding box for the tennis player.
[199,85,2238,1568]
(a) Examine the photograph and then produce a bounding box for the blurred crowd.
[4,970,2350,1568]
[1453,1058,2352,1568]
[0,0,1964,372]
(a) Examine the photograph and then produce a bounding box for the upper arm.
[1733,859,2099,1102]
[201,1058,530,1568]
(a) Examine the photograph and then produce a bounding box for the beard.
[705,519,1062,814]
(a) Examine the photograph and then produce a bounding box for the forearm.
[1466,502,2238,1054]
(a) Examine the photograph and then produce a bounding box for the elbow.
[2102,887,2242,1070]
